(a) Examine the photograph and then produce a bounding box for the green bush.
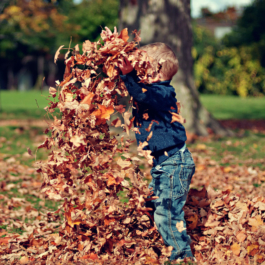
[193,25,265,97]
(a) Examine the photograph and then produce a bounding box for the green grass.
[0,90,50,120]
[0,91,265,120]
[200,94,265,120]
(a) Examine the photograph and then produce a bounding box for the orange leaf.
[0,237,11,245]
[231,243,240,256]
[247,244,259,256]
[91,105,114,123]
[236,231,246,243]
[106,174,116,186]
[81,253,98,260]
[81,92,95,106]
[119,28,129,42]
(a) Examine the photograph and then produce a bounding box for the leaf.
[247,244,259,256]
[54,45,64,63]
[115,105,125,113]
[70,135,86,147]
[49,87,57,96]
[107,64,115,77]
[19,257,29,264]
[0,237,11,245]
[81,253,98,260]
[169,111,186,124]
[248,215,263,228]
[117,157,131,169]
[27,147,33,156]
[176,221,186,233]
[91,105,114,121]
[119,28,129,42]
[82,40,93,52]
[236,231,247,243]
[111,118,122,127]
[231,243,240,256]
[186,213,198,230]
[146,131,153,141]
[80,92,95,106]
[74,44,79,52]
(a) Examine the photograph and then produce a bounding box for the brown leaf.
[119,28,129,42]
[27,147,33,156]
[186,213,198,230]
[54,45,64,63]
[169,111,186,124]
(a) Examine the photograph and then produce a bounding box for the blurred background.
[0,0,264,122]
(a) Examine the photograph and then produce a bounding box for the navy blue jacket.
[120,71,187,166]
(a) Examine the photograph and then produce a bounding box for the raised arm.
[120,69,177,111]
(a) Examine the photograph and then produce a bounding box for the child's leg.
[149,148,195,261]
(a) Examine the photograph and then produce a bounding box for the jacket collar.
[155,80,171,86]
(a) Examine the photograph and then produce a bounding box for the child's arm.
[119,59,177,110]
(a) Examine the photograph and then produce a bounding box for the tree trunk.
[34,55,45,90]
[119,0,232,136]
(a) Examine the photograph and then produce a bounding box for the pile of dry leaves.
[0,28,264,264]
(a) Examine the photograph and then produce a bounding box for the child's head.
[139,42,179,81]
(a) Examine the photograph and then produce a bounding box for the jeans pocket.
[179,164,195,193]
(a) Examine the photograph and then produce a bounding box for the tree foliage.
[0,0,70,58]
[0,0,119,59]
[193,25,265,97]
[223,0,265,67]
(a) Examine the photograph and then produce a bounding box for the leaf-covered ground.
[0,123,264,264]
[0,28,264,264]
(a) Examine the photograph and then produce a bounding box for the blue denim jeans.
[148,147,195,261]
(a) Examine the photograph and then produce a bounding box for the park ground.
[0,91,265,264]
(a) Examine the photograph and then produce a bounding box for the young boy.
[118,42,196,262]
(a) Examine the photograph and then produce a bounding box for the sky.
[191,0,254,17]
[73,0,254,18]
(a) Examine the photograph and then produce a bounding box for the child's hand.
[118,57,134,75]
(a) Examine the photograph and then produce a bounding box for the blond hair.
[140,42,179,80]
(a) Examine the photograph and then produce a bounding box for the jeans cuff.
[170,250,193,261]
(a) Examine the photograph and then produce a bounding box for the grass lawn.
[0,90,50,120]
[0,91,265,120]
[200,94,265,120]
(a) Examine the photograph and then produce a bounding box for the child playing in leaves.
[118,41,196,262]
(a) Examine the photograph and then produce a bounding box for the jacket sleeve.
[120,71,177,110]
